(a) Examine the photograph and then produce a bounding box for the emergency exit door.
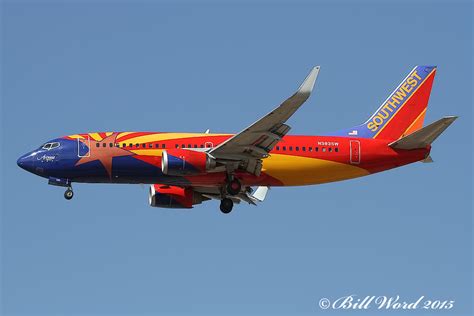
[77,136,91,158]
[350,140,360,164]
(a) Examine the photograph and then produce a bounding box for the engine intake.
[161,149,216,176]
[149,184,206,209]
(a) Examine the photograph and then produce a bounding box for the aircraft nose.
[17,153,35,172]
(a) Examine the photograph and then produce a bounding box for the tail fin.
[389,116,457,150]
[332,66,437,140]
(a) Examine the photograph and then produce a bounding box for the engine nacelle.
[149,184,205,209]
[161,149,216,176]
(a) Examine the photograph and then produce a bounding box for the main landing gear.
[226,178,241,196]
[219,178,241,214]
[220,198,233,214]
[64,187,74,200]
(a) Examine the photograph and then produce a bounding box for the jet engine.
[161,149,216,176]
[149,184,207,208]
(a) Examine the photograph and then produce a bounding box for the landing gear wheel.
[226,179,241,196]
[64,188,74,200]
[220,198,233,214]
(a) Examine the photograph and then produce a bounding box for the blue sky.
[1,1,472,315]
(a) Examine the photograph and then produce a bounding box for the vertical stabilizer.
[331,66,437,140]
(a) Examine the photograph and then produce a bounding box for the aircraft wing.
[194,186,269,205]
[209,66,320,175]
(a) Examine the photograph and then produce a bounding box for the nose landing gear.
[64,187,74,200]
[48,177,74,200]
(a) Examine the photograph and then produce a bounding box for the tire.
[64,189,74,200]
[226,179,241,196]
[220,198,233,214]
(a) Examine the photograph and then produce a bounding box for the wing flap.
[251,186,269,202]
[194,186,269,205]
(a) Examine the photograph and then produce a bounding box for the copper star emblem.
[75,133,134,178]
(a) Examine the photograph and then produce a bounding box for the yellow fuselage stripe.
[262,154,369,186]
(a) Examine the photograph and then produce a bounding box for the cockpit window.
[42,142,60,150]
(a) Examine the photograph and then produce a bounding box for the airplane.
[17,65,457,214]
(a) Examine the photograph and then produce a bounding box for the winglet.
[297,66,320,96]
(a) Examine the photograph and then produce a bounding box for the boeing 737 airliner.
[17,66,456,213]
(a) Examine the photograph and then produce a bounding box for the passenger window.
[162,144,166,149]
[322,147,326,152]
[135,144,139,148]
[276,146,280,151]
[335,148,339,152]
[295,146,299,151]
[181,144,185,148]
[308,147,312,152]
[96,143,100,148]
[194,144,198,148]
[188,144,192,148]
[283,146,286,151]
[122,143,127,148]
[289,146,293,151]
[175,144,179,148]
[302,147,306,152]
[200,144,204,148]
[103,143,107,148]
[155,144,159,148]
[129,143,133,148]
[328,148,332,152]
[149,144,153,148]
[315,147,319,152]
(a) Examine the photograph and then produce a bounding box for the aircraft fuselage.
[17,132,429,187]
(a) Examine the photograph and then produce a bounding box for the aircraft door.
[350,140,360,164]
[77,136,91,158]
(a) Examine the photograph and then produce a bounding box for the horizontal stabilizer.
[389,116,457,150]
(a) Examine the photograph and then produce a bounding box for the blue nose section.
[17,153,36,172]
